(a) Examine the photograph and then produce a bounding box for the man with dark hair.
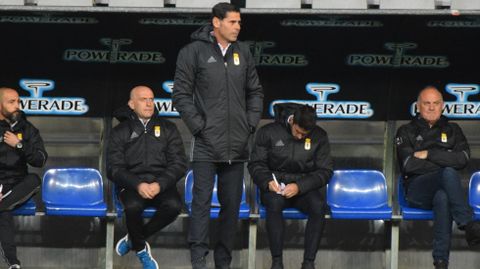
[0,87,47,269]
[248,103,333,269]
[396,86,480,269]
[107,86,187,269]
[173,1,263,269]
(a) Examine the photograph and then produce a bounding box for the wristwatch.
[15,142,23,149]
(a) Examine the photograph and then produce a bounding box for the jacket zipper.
[224,47,232,164]
[144,123,148,166]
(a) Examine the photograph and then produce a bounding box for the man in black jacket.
[107,86,187,269]
[0,87,47,269]
[248,103,333,269]
[173,2,263,269]
[396,86,480,269]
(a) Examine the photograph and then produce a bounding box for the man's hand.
[137,182,154,199]
[3,131,20,148]
[268,180,282,193]
[149,182,161,197]
[283,183,299,199]
[414,150,428,159]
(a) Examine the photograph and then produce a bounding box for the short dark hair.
[292,105,317,131]
[212,2,240,20]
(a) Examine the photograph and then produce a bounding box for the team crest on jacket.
[233,53,240,66]
[441,132,447,143]
[154,126,161,137]
[305,138,311,150]
[17,133,23,140]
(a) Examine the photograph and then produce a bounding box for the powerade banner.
[1,11,480,120]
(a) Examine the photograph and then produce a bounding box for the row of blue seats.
[14,168,480,221]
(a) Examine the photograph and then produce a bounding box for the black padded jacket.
[107,106,187,192]
[173,24,263,162]
[0,111,47,184]
[248,103,333,194]
[396,115,469,179]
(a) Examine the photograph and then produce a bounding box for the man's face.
[213,11,241,44]
[128,87,155,120]
[418,88,443,126]
[291,123,309,140]
[0,89,20,121]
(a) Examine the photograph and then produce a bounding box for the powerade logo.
[427,18,480,28]
[139,16,208,26]
[246,41,308,67]
[281,17,383,28]
[0,15,97,24]
[410,84,480,118]
[154,81,179,117]
[19,79,89,115]
[348,42,449,68]
[64,38,166,64]
[269,83,374,119]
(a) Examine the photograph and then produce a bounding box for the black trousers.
[0,174,41,266]
[188,162,244,267]
[261,188,327,262]
[119,187,182,252]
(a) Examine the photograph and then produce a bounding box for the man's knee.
[303,191,326,215]
[163,197,183,216]
[441,167,460,181]
[123,200,144,215]
[24,174,41,189]
[262,193,286,213]
[433,190,449,207]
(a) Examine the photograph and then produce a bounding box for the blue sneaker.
[136,244,159,269]
[115,234,131,256]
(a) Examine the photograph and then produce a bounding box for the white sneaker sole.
[115,234,129,256]
[144,242,159,269]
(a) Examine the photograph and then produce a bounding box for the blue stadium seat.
[257,187,307,219]
[42,168,107,217]
[397,177,433,220]
[469,172,480,220]
[184,170,250,219]
[113,186,157,218]
[327,170,392,219]
[13,198,36,216]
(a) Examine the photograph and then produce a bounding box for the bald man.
[396,86,480,269]
[0,87,47,269]
[107,86,187,269]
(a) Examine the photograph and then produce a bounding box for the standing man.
[396,86,480,269]
[248,103,333,269]
[0,87,47,269]
[107,86,187,269]
[173,2,263,269]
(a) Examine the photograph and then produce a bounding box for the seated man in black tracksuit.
[396,86,480,269]
[0,87,47,269]
[248,103,333,269]
[107,86,187,269]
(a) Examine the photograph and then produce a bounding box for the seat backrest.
[42,168,104,206]
[327,170,388,209]
[469,172,480,209]
[184,170,247,207]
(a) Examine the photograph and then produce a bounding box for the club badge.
[17,133,23,140]
[154,126,161,137]
[233,53,240,66]
[441,132,447,143]
[305,138,311,150]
